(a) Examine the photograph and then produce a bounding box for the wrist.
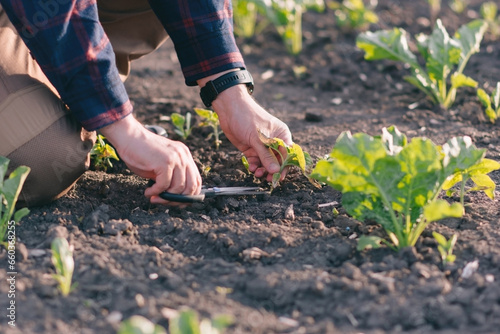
[99,114,145,151]
[198,69,254,108]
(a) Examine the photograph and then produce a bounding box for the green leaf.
[194,107,215,120]
[170,310,201,334]
[481,2,498,23]
[357,235,384,251]
[493,82,500,111]
[454,19,488,71]
[119,315,167,334]
[450,73,477,89]
[441,136,485,177]
[470,174,496,199]
[171,113,185,129]
[432,231,448,246]
[241,156,250,172]
[13,207,30,223]
[381,125,407,155]
[477,88,492,109]
[442,172,463,190]
[425,19,461,82]
[468,158,500,176]
[356,28,420,69]
[423,200,463,222]
[211,314,235,331]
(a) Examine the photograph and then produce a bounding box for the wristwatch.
[200,69,254,108]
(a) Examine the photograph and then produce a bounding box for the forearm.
[0,0,132,131]
[148,0,245,85]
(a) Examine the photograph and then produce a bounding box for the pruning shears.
[158,186,265,203]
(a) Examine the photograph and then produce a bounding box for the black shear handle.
[158,191,206,203]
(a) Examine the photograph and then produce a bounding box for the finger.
[144,168,173,198]
[149,195,189,208]
[252,140,281,175]
[255,167,267,178]
[165,167,186,195]
[246,156,261,172]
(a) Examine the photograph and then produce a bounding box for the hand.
[209,83,293,181]
[100,114,202,205]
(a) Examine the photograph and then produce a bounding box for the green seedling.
[171,112,193,140]
[118,315,166,334]
[90,135,119,171]
[51,237,76,296]
[450,0,467,14]
[259,0,325,55]
[477,82,500,123]
[258,131,313,190]
[329,0,378,31]
[242,156,251,173]
[442,139,500,206]
[481,2,500,39]
[0,157,30,248]
[194,108,222,150]
[233,0,261,38]
[357,19,488,109]
[170,309,234,334]
[311,126,492,251]
[433,231,458,265]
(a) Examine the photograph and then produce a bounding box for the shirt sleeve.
[0,0,132,131]
[148,0,246,86]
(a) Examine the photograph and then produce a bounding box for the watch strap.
[200,69,254,107]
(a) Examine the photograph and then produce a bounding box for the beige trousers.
[0,1,168,207]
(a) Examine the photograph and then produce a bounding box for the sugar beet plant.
[311,126,495,251]
[90,135,119,171]
[232,0,325,54]
[258,131,314,190]
[194,108,222,149]
[0,157,30,248]
[357,19,488,109]
[329,0,378,31]
[171,111,193,140]
[478,82,500,123]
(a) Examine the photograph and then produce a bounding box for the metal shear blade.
[159,186,265,203]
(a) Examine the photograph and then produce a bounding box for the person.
[0,0,293,207]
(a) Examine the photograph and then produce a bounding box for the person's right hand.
[100,114,202,205]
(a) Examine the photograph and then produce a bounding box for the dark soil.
[2,0,500,333]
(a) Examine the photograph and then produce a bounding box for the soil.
[2,0,500,333]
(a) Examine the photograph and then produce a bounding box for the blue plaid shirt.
[0,0,245,130]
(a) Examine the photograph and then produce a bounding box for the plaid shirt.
[0,0,245,130]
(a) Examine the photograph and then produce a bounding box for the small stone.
[301,217,313,224]
[284,204,295,220]
[82,205,109,231]
[226,197,239,209]
[102,219,133,236]
[305,112,323,122]
[311,221,325,229]
[331,97,343,105]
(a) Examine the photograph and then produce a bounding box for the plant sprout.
[194,108,222,149]
[171,112,193,140]
[90,135,119,171]
[258,130,314,190]
[481,1,500,39]
[442,146,500,207]
[0,157,30,248]
[329,0,378,31]
[118,315,166,334]
[433,231,458,265]
[51,237,77,296]
[477,82,500,123]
